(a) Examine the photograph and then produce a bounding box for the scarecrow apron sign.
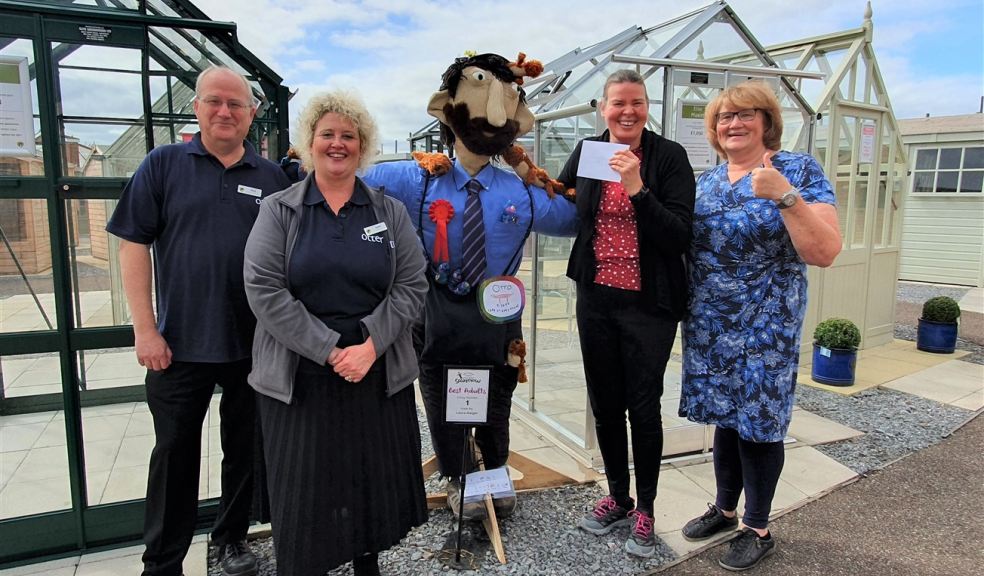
[477,276,525,323]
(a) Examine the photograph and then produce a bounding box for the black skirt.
[258,358,427,576]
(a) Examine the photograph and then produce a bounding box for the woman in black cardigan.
[558,69,695,559]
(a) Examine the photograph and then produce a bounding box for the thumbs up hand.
[751,151,792,201]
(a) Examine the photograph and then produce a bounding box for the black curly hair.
[438,53,527,150]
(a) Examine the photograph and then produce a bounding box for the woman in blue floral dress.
[678,81,841,571]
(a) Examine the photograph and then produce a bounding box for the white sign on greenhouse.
[0,56,36,157]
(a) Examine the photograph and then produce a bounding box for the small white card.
[463,466,515,502]
[364,222,388,236]
[237,184,262,198]
[445,366,491,424]
[576,140,630,182]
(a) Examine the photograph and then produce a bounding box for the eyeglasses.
[716,109,759,125]
[197,96,252,113]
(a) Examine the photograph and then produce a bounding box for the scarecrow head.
[427,53,540,159]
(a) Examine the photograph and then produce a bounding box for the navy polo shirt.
[289,179,390,348]
[107,133,291,363]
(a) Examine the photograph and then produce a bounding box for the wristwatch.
[631,185,650,200]
[776,187,800,209]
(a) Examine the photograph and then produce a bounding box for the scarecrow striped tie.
[461,179,486,289]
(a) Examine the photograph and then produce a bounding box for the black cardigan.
[558,128,696,320]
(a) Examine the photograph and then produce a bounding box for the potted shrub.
[917,296,961,353]
[811,318,861,386]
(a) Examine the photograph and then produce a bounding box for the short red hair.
[705,81,783,158]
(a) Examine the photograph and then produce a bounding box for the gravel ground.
[894,281,971,304]
[211,484,674,576]
[793,386,972,475]
[213,281,979,574]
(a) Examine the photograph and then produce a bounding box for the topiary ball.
[921,296,961,324]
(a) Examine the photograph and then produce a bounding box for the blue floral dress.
[678,151,836,442]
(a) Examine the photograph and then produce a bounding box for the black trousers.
[141,359,255,576]
[418,361,519,477]
[713,426,785,530]
[576,282,677,514]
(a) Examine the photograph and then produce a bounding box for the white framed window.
[911,145,984,195]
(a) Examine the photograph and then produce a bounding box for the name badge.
[237,185,262,198]
[364,222,388,236]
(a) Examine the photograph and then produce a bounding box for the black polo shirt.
[288,179,390,348]
[107,133,291,362]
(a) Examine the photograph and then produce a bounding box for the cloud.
[173,0,984,148]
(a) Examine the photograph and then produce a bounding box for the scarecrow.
[361,52,577,521]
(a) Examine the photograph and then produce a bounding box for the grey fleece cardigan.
[243,173,427,404]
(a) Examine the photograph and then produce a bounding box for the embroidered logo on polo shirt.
[361,233,384,244]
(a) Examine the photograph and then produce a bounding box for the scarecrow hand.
[503,144,575,200]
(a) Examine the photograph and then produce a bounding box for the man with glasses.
[107,66,290,576]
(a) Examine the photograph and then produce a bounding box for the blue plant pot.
[916,318,958,354]
[811,343,857,386]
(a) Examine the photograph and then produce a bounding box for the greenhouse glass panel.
[0,200,57,333]
[66,0,139,9]
[673,21,760,62]
[550,62,615,111]
[644,12,702,52]
[59,44,141,71]
[817,47,847,79]
[57,68,145,120]
[854,53,870,104]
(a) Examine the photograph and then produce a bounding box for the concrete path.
[652,412,984,576]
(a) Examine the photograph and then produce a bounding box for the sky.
[7,0,979,151]
[182,0,983,152]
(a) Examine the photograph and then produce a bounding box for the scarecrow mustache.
[443,102,521,157]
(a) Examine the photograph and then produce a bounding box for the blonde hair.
[704,81,783,157]
[295,90,379,171]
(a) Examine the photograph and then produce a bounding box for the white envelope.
[576,140,630,182]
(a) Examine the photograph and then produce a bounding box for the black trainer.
[218,540,257,576]
[718,528,776,571]
[682,502,739,541]
[578,495,633,535]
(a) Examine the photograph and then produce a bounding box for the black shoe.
[682,503,739,541]
[718,528,776,571]
[218,540,257,576]
[353,552,381,576]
